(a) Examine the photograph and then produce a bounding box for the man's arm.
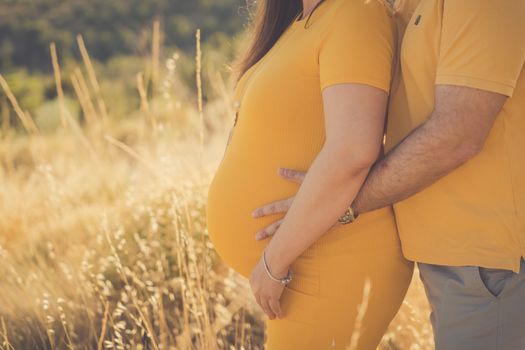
[251,85,508,237]
[351,84,507,215]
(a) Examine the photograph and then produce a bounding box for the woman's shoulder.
[334,0,393,17]
[308,0,393,37]
[319,0,395,40]
[328,0,394,21]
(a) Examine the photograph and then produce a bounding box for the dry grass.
[0,23,433,350]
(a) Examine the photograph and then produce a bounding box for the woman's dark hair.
[234,1,313,80]
[234,0,392,80]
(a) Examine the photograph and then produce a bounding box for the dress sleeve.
[318,0,396,93]
[436,0,525,97]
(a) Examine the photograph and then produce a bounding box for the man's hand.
[251,168,302,240]
[252,167,341,240]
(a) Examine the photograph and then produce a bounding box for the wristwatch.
[338,204,358,224]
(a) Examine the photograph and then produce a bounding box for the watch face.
[338,206,355,224]
[338,213,352,224]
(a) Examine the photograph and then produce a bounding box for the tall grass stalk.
[76,35,109,122]
[50,43,67,129]
[151,20,161,91]
[70,71,96,126]
[1,96,9,134]
[196,29,204,155]
[0,74,39,134]
[50,42,97,157]
[1,317,14,350]
[136,71,156,136]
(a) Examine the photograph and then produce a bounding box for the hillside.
[0,0,247,72]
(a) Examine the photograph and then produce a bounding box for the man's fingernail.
[255,234,261,240]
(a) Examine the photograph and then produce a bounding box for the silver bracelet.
[262,249,293,285]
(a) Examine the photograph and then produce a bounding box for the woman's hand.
[249,253,287,319]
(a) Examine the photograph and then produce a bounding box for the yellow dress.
[206,0,414,348]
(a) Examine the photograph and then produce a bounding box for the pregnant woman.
[206,0,414,348]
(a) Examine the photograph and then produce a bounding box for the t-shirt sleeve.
[318,0,396,93]
[436,0,525,97]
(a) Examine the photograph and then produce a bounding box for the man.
[250,0,525,348]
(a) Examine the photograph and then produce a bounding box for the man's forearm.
[351,85,507,215]
[352,122,463,214]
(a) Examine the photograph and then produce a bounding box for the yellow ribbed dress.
[206,0,414,348]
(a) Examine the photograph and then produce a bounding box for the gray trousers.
[418,258,525,350]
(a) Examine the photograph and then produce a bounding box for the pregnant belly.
[206,143,312,278]
[206,129,400,278]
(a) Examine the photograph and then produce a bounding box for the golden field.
[0,30,434,350]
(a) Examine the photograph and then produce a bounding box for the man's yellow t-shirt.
[386,0,525,272]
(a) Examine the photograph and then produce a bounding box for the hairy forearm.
[352,85,507,215]
[352,118,479,215]
[265,146,372,274]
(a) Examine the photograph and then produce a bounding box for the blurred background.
[0,1,432,349]
[0,0,246,131]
